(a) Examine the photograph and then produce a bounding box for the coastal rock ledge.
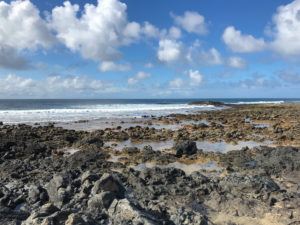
[0,124,299,225]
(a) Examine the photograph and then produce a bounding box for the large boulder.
[91,173,125,198]
[45,174,72,208]
[27,185,48,205]
[87,192,115,210]
[174,141,198,157]
[76,133,104,149]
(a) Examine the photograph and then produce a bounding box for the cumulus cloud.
[222,0,300,57]
[187,42,245,68]
[157,39,182,63]
[270,0,300,56]
[168,26,182,39]
[238,75,279,89]
[142,22,161,39]
[50,0,165,69]
[198,48,223,65]
[227,56,246,69]
[169,69,204,90]
[0,0,55,51]
[0,74,36,96]
[222,26,266,53]
[0,74,116,98]
[99,61,131,72]
[0,46,32,70]
[169,78,184,89]
[46,75,105,91]
[188,70,203,86]
[50,0,129,62]
[0,0,55,69]
[172,11,208,35]
[128,71,151,85]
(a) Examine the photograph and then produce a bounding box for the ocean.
[0,98,298,124]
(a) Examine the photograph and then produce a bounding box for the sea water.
[0,98,296,123]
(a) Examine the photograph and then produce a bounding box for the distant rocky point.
[188,101,230,106]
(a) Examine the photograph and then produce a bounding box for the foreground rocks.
[0,104,300,224]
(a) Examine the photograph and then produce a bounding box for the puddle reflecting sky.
[106,139,272,153]
[132,161,222,175]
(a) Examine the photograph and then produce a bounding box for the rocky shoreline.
[0,104,299,225]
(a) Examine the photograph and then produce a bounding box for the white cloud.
[221,1,300,57]
[271,0,300,56]
[172,11,208,35]
[169,78,184,89]
[239,76,279,89]
[0,74,36,96]
[186,41,223,66]
[123,22,141,40]
[199,48,223,65]
[46,75,105,91]
[50,0,128,62]
[0,46,31,70]
[227,56,246,68]
[49,0,167,69]
[142,22,161,39]
[0,74,116,97]
[0,0,55,51]
[99,61,131,72]
[168,26,182,39]
[0,0,54,69]
[222,26,266,53]
[188,70,203,86]
[169,69,204,90]
[157,39,182,63]
[128,71,150,85]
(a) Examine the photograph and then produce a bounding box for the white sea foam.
[232,101,284,105]
[0,104,218,123]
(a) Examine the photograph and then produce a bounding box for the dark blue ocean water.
[0,98,298,110]
[0,98,298,123]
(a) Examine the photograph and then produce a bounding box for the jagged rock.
[65,213,87,225]
[174,141,198,157]
[80,171,100,183]
[21,203,65,225]
[77,134,104,148]
[27,185,48,204]
[123,147,140,154]
[91,173,125,198]
[88,192,115,210]
[38,203,60,216]
[45,175,71,208]
[108,199,160,225]
[170,207,211,225]
[220,174,280,196]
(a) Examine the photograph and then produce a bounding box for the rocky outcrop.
[0,114,299,225]
[174,140,198,157]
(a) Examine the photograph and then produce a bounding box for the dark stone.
[175,140,198,157]
[91,173,125,198]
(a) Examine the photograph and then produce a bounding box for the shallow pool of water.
[106,139,272,153]
[132,161,222,175]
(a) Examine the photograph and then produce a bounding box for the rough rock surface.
[0,104,300,225]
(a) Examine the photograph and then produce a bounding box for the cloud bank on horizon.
[0,0,300,98]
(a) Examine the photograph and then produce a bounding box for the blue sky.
[0,0,300,98]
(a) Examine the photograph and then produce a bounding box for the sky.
[0,0,300,99]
